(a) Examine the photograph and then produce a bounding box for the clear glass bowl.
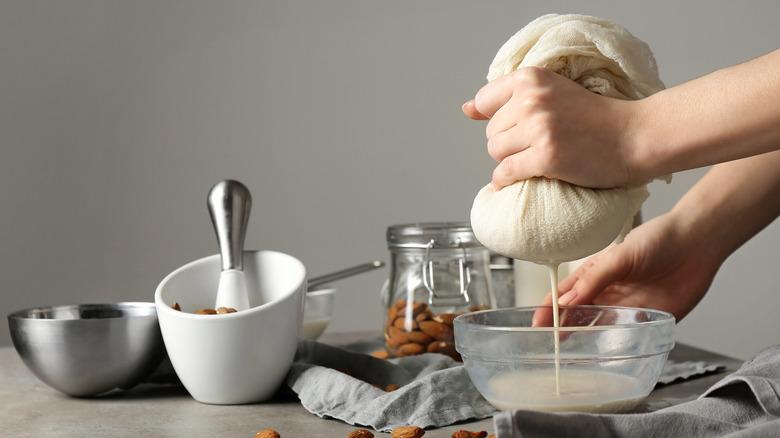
[454,306,675,413]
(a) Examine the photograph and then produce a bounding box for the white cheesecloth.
[470,13,671,264]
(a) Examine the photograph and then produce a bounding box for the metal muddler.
[208,179,252,311]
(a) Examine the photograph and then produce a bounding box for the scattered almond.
[452,431,488,438]
[391,426,425,438]
[347,430,374,438]
[179,304,239,315]
[254,430,280,438]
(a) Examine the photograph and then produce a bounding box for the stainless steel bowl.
[8,302,165,397]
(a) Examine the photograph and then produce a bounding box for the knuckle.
[512,66,546,84]
[485,121,496,140]
[493,156,517,183]
[486,138,501,161]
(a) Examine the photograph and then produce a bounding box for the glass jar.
[380,222,496,361]
[489,252,515,308]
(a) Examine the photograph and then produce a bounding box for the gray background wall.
[2,0,778,360]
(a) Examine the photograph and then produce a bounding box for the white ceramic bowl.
[155,250,306,405]
[302,286,336,340]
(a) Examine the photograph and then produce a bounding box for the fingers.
[531,306,556,328]
[470,73,517,119]
[473,67,552,118]
[491,147,541,189]
[462,67,544,120]
[557,260,589,294]
[462,100,489,120]
[530,253,623,328]
[531,270,580,327]
[562,248,631,306]
[486,125,529,159]
[464,67,588,189]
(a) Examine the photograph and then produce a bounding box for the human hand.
[463,67,642,190]
[531,211,723,327]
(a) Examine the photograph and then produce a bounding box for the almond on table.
[452,431,488,438]
[391,426,425,438]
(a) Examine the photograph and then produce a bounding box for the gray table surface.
[0,333,744,437]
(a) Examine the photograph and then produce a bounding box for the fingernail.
[558,290,578,306]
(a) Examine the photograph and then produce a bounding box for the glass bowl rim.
[454,305,675,333]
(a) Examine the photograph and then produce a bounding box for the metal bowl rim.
[7,302,157,321]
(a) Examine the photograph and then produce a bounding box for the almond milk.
[484,369,646,413]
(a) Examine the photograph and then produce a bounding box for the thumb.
[462,99,489,120]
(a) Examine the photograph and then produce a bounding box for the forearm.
[631,49,780,182]
[669,150,780,263]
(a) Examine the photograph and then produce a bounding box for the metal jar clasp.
[421,238,471,306]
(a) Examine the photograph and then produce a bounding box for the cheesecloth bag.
[470,14,670,264]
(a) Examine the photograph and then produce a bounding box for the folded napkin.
[286,339,496,432]
[286,338,724,433]
[494,344,780,438]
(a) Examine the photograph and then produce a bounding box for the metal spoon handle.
[307,261,385,289]
[207,180,252,271]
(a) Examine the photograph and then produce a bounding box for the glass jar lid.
[386,222,483,249]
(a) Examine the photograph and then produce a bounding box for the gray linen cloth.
[286,338,724,433]
[286,338,497,432]
[658,359,724,385]
[494,344,780,438]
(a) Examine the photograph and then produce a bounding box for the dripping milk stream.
[547,263,562,396]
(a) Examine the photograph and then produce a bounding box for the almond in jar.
[381,223,496,360]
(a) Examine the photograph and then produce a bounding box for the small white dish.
[302,287,336,340]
